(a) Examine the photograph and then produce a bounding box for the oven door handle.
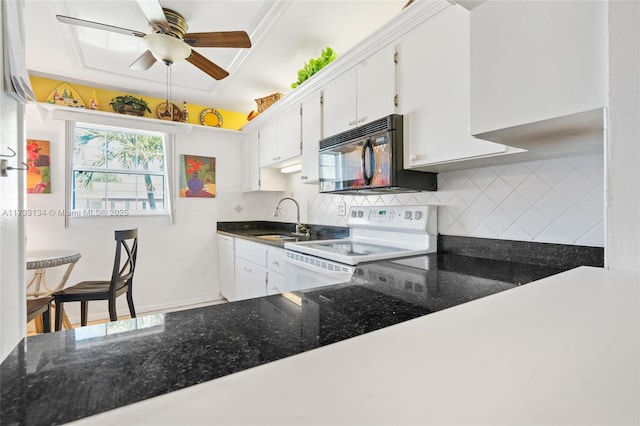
[361,138,374,186]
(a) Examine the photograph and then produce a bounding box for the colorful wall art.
[180,155,216,198]
[26,139,51,193]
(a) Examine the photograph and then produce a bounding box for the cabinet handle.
[410,154,420,161]
[301,175,307,180]
[244,267,252,274]
[357,116,367,124]
[348,119,357,126]
[272,261,279,267]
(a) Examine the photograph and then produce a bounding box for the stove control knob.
[404,210,412,220]
[350,210,357,217]
[414,211,423,220]
[357,210,364,218]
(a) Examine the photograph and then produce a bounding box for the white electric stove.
[283,205,437,290]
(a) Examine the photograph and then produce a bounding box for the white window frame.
[59,110,177,226]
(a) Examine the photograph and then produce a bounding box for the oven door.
[283,250,355,292]
[319,133,392,193]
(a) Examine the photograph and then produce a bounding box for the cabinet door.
[300,91,322,183]
[322,70,357,137]
[259,120,277,168]
[400,5,505,168]
[217,235,235,301]
[276,105,302,163]
[236,239,267,267]
[470,0,607,135]
[235,257,267,301]
[267,271,285,296]
[241,129,260,192]
[356,43,397,126]
[267,247,285,275]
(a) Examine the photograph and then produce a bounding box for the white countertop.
[70,266,639,425]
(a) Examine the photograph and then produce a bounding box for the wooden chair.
[27,296,54,333]
[53,229,138,331]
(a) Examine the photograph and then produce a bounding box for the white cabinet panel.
[322,70,357,137]
[300,91,322,183]
[241,128,286,192]
[276,106,302,163]
[260,106,302,168]
[399,4,505,169]
[470,0,607,135]
[236,239,268,267]
[356,43,397,128]
[322,44,396,137]
[258,120,278,168]
[266,272,285,296]
[217,235,235,301]
[235,257,267,300]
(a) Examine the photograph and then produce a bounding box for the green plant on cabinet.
[291,47,337,89]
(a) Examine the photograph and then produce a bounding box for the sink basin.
[255,234,298,242]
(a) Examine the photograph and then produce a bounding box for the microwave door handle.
[361,139,374,185]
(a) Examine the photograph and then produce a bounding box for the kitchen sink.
[255,234,299,242]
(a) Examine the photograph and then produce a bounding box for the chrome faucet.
[273,197,310,238]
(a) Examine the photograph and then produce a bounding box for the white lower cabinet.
[235,257,267,301]
[217,234,235,301]
[232,239,288,301]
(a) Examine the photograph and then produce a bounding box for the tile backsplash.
[220,153,604,247]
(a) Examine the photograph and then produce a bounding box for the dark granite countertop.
[0,251,568,426]
[217,221,349,248]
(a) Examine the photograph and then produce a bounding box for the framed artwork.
[26,139,51,193]
[180,155,216,198]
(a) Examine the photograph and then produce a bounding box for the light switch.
[337,201,346,216]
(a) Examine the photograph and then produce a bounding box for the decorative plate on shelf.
[200,108,223,127]
[45,83,86,108]
[156,102,182,121]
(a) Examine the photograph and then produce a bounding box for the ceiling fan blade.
[183,31,251,48]
[186,50,229,80]
[56,15,146,38]
[136,0,170,33]
[129,50,157,71]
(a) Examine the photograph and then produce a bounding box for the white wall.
[0,2,27,362]
[283,153,605,247]
[606,1,640,272]
[25,106,245,323]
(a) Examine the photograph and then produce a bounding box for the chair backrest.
[109,229,138,294]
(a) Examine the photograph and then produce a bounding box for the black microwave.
[318,114,437,194]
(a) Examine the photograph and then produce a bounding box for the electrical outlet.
[337,201,346,216]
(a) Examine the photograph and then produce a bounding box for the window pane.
[72,124,167,214]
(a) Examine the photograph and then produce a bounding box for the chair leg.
[55,301,64,331]
[80,301,88,326]
[127,290,136,318]
[108,298,118,322]
[42,306,51,333]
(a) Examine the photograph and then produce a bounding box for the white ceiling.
[24,0,409,114]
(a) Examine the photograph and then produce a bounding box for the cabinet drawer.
[267,248,285,274]
[267,271,285,296]
[235,239,268,267]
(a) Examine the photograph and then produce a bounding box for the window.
[71,123,169,215]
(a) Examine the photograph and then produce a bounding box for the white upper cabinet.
[322,44,397,137]
[241,128,285,192]
[300,91,322,183]
[259,106,302,168]
[469,0,607,149]
[276,106,302,163]
[399,4,506,170]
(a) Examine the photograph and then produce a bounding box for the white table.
[26,250,81,330]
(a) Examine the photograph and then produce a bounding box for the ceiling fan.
[55,0,251,80]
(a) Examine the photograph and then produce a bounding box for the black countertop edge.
[438,234,604,270]
[217,221,350,247]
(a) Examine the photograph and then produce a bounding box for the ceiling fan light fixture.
[143,33,191,64]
